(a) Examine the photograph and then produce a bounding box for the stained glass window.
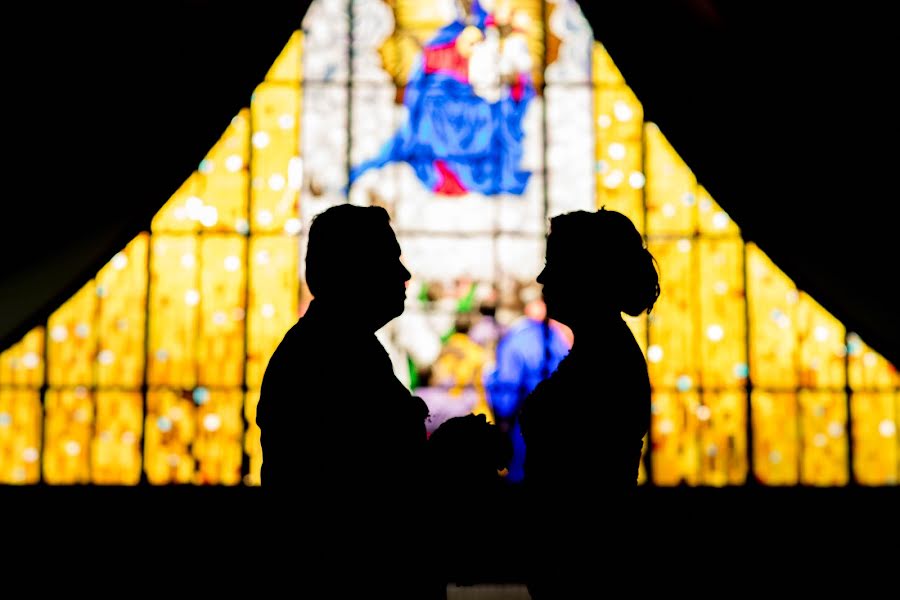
[0,0,897,488]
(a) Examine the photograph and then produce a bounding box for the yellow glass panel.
[151,174,203,233]
[147,236,199,388]
[265,30,303,83]
[244,390,262,486]
[849,335,900,390]
[851,392,898,485]
[651,390,700,485]
[594,81,644,231]
[0,388,41,484]
[251,84,302,233]
[799,391,848,485]
[0,327,44,387]
[647,239,698,390]
[47,281,96,387]
[198,236,247,387]
[797,294,846,389]
[92,391,142,485]
[197,111,250,233]
[246,236,299,388]
[698,238,747,388]
[698,391,747,485]
[747,244,799,389]
[43,388,93,484]
[697,186,740,236]
[644,124,697,235]
[154,115,251,234]
[592,42,625,86]
[144,389,196,484]
[650,390,746,486]
[96,234,148,388]
[193,389,244,485]
[751,392,798,485]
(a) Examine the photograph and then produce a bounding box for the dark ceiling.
[2,1,898,366]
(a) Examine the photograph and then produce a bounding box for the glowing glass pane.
[747,244,799,389]
[697,186,739,236]
[47,281,96,387]
[148,236,199,388]
[797,294,846,389]
[246,237,299,389]
[251,84,301,233]
[698,238,747,388]
[301,85,347,215]
[650,389,748,487]
[144,390,196,484]
[594,48,643,229]
[849,337,900,390]
[647,239,698,389]
[592,41,625,86]
[92,391,143,485]
[43,388,93,484]
[0,327,44,387]
[96,234,148,387]
[698,391,748,485]
[266,30,303,83]
[751,392,799,485]
[547,84,594,217]
[151,174,203,233]
[302,0,349,84]
[198,236,246,387]
[799,391,848,485]
[496,235,544,284]
[193,389,244,485]
[198,110,250,232]
[651,390,701,485]
[851,392,898,485]
[644,124,697,235]
[0,388,41,484]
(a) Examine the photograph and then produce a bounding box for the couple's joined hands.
[425,412,513,487]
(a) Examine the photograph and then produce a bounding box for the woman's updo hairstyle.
[547,208,660,317]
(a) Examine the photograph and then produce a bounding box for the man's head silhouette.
[305,204,411,331]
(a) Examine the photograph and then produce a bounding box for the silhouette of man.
[255,204,436,596]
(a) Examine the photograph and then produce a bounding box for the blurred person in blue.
[484,284,571,483]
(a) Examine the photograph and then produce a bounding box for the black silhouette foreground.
[520,208,660,597]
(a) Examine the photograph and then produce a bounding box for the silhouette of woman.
[519,208,660,596]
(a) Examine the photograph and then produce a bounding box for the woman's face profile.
[536,233,575,325]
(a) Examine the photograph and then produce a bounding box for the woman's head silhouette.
[537,208,660,328]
